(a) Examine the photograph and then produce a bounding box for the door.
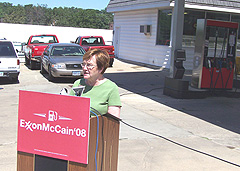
[114,27,120,58]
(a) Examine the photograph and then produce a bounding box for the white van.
[0,40,20,82]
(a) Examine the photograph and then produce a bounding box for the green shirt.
[69,78,121,115]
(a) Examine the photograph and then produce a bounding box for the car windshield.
[0,42,16,57]
[50,46,85,56]
[82,37,104,45]
[31,36,58,44]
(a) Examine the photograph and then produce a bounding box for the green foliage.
[0,3,113,29]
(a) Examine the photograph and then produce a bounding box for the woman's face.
[81,55,102,80]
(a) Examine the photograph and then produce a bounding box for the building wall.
[113,9,171,69]
[0,23,113,45]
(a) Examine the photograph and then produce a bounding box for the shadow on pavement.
[105,70,240,135]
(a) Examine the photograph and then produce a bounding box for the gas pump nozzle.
[229,61,233,70]
[216,60,222,70]
[208,59,211,71]
[226,59,233,70]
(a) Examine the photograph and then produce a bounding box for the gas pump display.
[191,19,239,89]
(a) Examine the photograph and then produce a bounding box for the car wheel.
[48,66,55,81]
[25,55,29,65]
[40,63,47,74]
[30,60,35,69]
[109,58,114,67]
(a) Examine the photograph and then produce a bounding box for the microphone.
[72,85,85,96]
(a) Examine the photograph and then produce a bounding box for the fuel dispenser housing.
[191,19,239,89]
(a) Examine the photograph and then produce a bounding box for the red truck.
[74,36,115,66]
[23,34,59,69]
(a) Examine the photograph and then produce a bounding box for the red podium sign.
[17,90,90,164]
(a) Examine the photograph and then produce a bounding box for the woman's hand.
[108,106,121,118]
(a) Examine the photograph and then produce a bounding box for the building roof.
[107,0,168,9]
[107,0,166,7]
[185,0,240,8]
[107,0,240,12]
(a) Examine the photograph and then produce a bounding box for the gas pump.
[191,19,239,89]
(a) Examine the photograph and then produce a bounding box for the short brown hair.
[83,49,110,74]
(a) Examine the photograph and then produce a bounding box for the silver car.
[41,43,85,81]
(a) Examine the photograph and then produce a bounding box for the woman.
[69,49,121,118]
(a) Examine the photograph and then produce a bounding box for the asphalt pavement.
[1,59,240,171]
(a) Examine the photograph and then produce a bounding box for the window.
[156,10,172,46]
[51,46,85,56]
[183,10,205,36]
[43,46,50,56]
[157,9,240,49]
[207,12,230,21]
[182,10,205,47]
[231,14,240,50]
[0,42,16,57]
[82,37,104,45]
[31,36,58,44]
[75,37,80,44]
[183,10,205,47]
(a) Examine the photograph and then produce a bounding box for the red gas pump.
[191,19,239,89]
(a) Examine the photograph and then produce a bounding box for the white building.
[0,23,113,45]
[107,0,240,70]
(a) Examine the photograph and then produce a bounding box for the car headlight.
[52,63,65,69]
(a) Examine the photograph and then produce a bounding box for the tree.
[0,2,113,29]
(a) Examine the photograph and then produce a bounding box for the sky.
[0,0,110,10]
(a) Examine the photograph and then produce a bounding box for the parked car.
[23,34,59,69]
[0,40,20,82]
[40,43,85,81]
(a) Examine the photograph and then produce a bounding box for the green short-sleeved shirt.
[69,78,121,115]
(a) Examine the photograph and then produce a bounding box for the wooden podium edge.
[17,151,34,171]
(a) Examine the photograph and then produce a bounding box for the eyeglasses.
[81,62,96,69]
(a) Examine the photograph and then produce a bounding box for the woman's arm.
[108,106,121,118]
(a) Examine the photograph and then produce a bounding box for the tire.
[109,58,114,67]
[48,66,55,81]
[29,59,35,70]
[25,55,30,65]
[40,62,47,74]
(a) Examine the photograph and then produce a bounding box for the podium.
[17,91,120,171]
[17,116,120,171]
